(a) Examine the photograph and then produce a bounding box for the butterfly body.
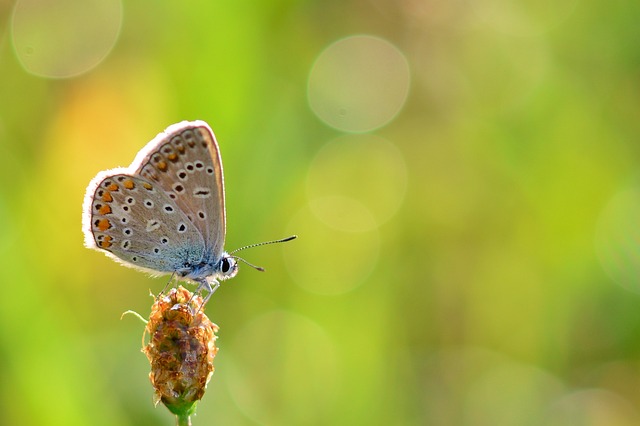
[82,121,238,298]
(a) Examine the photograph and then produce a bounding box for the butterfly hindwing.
[84,172,206,274]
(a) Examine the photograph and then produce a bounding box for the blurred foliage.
[2,0,640,425]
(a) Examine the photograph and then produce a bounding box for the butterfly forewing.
[133,122,226,260]
[86,173,206,274]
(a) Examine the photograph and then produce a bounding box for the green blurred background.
[2,0,640,424]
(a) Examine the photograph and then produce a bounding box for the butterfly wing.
[82,173,206,275]
[131,121,226,261]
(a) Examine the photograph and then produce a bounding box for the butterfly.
[82,120,295,304]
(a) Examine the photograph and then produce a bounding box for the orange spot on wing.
[97,218,112,231]
[123,179,135,190]
[157,160,168,172]
[102,191,113,202]
[101,235,113,248]
[167,153,178,162]
[143,182,153,191]
[98,205,112,215]
[107,183,119,191]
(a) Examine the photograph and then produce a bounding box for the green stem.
[176,414,191,426]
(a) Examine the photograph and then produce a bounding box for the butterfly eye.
[220,256,238,277]
[221,257,232,273]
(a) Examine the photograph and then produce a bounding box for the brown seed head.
[143,286,219,417]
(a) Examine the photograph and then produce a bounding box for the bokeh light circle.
[227,310,339,425]
[306,134,407,231]
[284,205,380,295]
[308,35,411,133]
[11,0,123,78]
[595,188,640,294]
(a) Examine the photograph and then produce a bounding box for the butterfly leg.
[190,277,220,311]
[201,279,220,306]
[157,272,177,300]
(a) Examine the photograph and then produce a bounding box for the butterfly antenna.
[229,235,297,255]
[229,235,297,273]
[232,256,266,272]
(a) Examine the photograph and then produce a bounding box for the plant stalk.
[176,414,191,426]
